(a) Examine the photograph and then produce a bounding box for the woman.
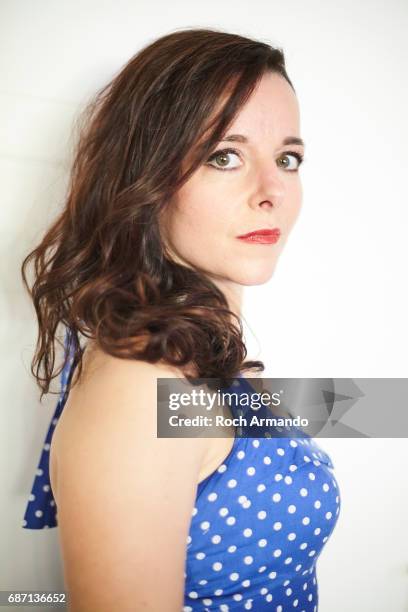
[22,28,341,611]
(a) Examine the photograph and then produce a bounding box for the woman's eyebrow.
[220,134,305,148]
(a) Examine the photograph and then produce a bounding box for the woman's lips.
[237,228,281,244]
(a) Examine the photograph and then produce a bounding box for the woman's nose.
[250,167,285,209]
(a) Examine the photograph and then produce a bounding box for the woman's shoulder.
[50,339,209,501]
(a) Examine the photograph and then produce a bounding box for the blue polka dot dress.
[183,430,340,611]
[23,330,341,611]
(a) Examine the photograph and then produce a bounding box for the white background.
[1,0,407,610]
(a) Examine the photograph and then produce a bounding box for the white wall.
[2,1,407,611]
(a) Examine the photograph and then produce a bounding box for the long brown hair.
[21,27,294,400]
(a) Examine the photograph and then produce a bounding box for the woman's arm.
[50,352,208,612]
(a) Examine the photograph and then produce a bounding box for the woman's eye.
[277,152,304,172]
[206,148,242,171]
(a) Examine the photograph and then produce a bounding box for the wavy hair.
[21,27,294,400]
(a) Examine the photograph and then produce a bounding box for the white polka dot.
[308,472,316,480]
[277,448,285,456]
[192,507,198,516]
[226,516,236,525]
[186,535,192,544]
[196,552,205,560]
[243,528,253,537]
[230,572,239,581]
[308,550,316,557]
[247,466,256,476]
[308,594,313,601]
[252,439,260,447]
[284,476,293,485]
[289,464,298,472]
[272,493,281,502]
[302,516,310,525]
[258,565,267,573]
[188,591,198,599]
[228,545,237,553]
[284,556,293,565]
[238,495,247,504]
[237,450,245,459]
[290,440,298,447]
[203,598,212,605]
[263,456,272,465]
[266,593,273,602]
[244,555,253,564]
[43,443,50,451]
[211,535,221,544]
[207,492,217,501]
[242,579,250,587]
[268,571,277,579]
[314,500,321,509]
[258,538,267,547]
[200,521,210,530]
[273,521,282,531]
[257,484,266,492]
[314,527,321,535]
[300,488,308,497]
[300,543,308,550]
[288,504,296,514]
[214,588,223,595]
[29,494,35,502]
[277,606,283,612]
[36,468,43,476]
[273,549,282,557]
[218,464,227,473]
[35,510,43,518]
[274,473,283,481]
[325,511,332,520]
[42,485,50,492]
[323,483,330,492]
[212,561,223,571]
[288,532,296,541]
[219,507,229,517]
[286,587,293,596]
[257,510,267,520]
[293,598,299,607]
[227,479,237,488]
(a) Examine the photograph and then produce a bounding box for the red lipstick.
[237,228,281,244]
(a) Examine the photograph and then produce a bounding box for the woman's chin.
[233,264,277,287]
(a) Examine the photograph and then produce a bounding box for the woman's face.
[159,71,304,296]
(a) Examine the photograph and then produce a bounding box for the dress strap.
[22,328,77,529]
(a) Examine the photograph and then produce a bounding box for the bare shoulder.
[51,339,208,489]
[49,340,209,611]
